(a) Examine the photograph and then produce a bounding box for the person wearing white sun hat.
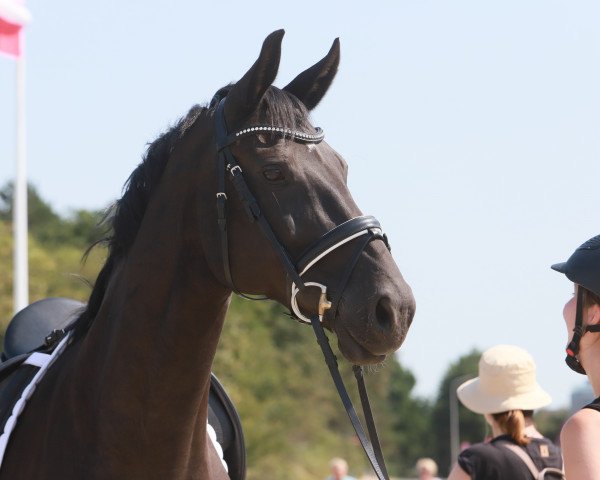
[447,345,563,480]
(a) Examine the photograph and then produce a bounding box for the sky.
[1,1,600,410]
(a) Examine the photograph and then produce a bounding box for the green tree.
[0,182,105,249]
[431,349,484,477]
[0,220,13,329]
[534,408,569,444]
[0,217,105,331]
[2,182,62,244]
[0,183,105,331]
[384,361,433,475]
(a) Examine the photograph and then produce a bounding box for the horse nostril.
[374,296,395,331]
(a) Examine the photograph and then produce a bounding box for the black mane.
[72,87,312,340]
[72,104,205,339]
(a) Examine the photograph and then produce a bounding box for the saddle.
[0,298,246,480]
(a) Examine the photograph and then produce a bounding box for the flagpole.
[13,33,27,313]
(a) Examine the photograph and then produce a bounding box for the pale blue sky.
[1,1,600,409]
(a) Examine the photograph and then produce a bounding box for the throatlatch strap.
[310,315,389,480]
[215,99,235,291]
[216,149,235,291]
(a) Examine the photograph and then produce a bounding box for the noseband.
[213,95,391,480]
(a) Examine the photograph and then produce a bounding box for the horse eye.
[263,167,284,182]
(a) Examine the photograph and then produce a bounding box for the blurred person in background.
[326,457,356,480]
[416,457,440,479]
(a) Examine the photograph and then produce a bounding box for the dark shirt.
[583,396,600,412]
[458,434,562,480]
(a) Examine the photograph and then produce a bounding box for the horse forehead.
[303,142,346,173]
[291,139,335,160]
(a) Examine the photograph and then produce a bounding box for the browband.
[217,125,324,150]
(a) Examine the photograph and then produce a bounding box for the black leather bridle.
[213,95,391,480]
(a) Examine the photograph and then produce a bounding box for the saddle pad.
[208,374,246,479]
[208,422,228,472]
[0,333,71,468]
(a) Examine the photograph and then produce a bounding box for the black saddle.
[1,298,245,480]
[2,297,84,361]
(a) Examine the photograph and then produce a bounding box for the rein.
[213,97,391,480]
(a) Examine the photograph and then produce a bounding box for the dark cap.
[552,235,600,297]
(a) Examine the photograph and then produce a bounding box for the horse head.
[196,30,415,365]
[0,30,417,480]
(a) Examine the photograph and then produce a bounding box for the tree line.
[0,183,568,479]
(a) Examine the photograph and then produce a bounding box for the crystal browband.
[236,125,324,141]
[218,125,325,150]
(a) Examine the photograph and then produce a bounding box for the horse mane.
[72,104,205,340]
[72,86,311,340]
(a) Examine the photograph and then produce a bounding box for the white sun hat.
[457,345,552,414]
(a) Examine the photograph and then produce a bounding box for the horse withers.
[0,30,415,479]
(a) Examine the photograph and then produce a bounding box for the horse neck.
[71,141,231,443]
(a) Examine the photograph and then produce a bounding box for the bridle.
[213,94,392,480]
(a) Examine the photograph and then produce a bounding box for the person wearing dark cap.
[552,234,600,479]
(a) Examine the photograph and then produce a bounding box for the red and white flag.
[0,0,31,58]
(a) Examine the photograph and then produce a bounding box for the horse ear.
[224,29,285,128]
[283,38,340,111]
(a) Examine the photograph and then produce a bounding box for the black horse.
[0,30,415,479]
